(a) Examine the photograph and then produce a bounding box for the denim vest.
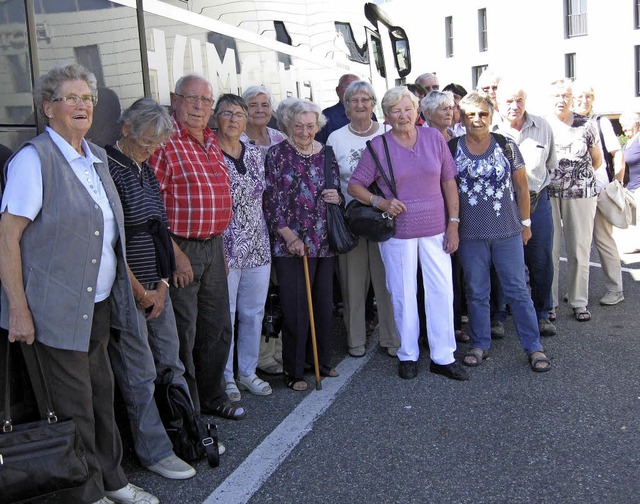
[0,132,140,351]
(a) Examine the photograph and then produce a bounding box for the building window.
[636,46,640,96]
[478,8,488,52]
[565,0,587,38]
[565,53,576,79]
[445,16,453,58]
[635,0,640,29]
[472,65,488,89]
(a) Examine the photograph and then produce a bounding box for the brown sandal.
[462,348,489,367]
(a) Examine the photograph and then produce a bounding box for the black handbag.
[345,136,397,242]
[261,281,283,342]
[324,145,358,253]
[0,342,89,504]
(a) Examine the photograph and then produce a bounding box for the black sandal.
[284,374,308,391]
[209,400,246,420]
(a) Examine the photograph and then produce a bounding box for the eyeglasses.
[135,138,166,150]
[217,111,248,120]
[348,97,372,105]
[465,111,490,119]
[51,94,97,107]
[481,85,498,93]
[175,93,215,107]
[437,106,454,112]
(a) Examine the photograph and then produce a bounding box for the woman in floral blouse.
[452,92,551,372]
[215,94,273,401]
[263,98,343,391]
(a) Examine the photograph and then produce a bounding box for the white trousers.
[379,234,456,365]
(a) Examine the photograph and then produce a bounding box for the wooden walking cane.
[302,249,322,390]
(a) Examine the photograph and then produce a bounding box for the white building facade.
[382,0,639,117]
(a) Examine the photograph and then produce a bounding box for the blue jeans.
[491,188,554,321]
[109,293,189,466]
[458,234,544,354]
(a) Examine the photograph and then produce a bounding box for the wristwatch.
[521,219,532,227]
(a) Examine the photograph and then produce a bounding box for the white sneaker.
[599,290,624,306]
[147,453,196,480]
[106,484,159,504]
[237,373,272,396]
[92,498,115,504]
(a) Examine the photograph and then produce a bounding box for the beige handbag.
[597,179,637,229]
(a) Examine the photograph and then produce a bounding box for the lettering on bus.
[148,28,309,104]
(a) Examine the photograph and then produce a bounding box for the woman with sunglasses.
[451,92,551,373]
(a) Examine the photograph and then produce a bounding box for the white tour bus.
[0,0,411,154]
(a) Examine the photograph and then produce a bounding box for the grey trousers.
[109,292,189,466]
[170,235,232,413]
[36,300,128,503]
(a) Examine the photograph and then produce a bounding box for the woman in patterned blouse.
[547,79,604,322]
[214,94,273,401]
[452,92,551,372]
[263,98,343,391]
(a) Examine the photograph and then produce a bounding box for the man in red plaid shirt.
[149,74,245,421]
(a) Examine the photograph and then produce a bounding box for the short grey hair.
[415,72,438,87]
[276,98,326,137]
[33,63,98,117]
[242,86,275,108]
[120,98,173,140]
[174,73,212,96]
[550,78,573,95]
[343,81,377,108]
[459,91,494,117]
[420,90,454,115]
[381,86,418,118]
[619,111,640,130]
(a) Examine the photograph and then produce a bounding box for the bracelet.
[286,237,301,247]
[160,278,170,288]
[449,217,460,223]
[137,290,148,302]
[372,196,381,208]
[369,195,375,204]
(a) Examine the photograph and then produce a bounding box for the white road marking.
[204,335,379,504]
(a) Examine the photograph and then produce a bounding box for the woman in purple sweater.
[348,86,467,381]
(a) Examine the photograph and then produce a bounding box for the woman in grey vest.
[0,63,157,504]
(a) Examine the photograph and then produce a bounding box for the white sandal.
[237,374,272,396]
[225,381,241,402]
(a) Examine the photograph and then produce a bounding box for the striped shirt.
[148,116,232,238]
[106,145,169,283]
[492,112,557,194]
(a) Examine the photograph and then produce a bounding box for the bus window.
[273,21,292,69]
[369,32,385,79]
[0,0,33,127]
[32,0,145,147]
[334,22,368,64]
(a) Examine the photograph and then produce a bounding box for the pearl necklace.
[291,141,314,159]
[348,121,374,135]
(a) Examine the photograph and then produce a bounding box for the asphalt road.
[110,251,640,504]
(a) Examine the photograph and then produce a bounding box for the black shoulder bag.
[345,136,398,242]
[0,342,89,503]
[324,145,359,253]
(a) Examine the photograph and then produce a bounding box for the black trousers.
[274,256,336,379]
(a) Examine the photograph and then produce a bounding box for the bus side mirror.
[389,26,411,78]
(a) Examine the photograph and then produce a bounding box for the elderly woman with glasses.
[263,98,342,391]
[105,97,200,480]
[451,91,550,372]
[0,64,158,503]
[348,86,467,381]
[547,79,604,322]
[212,94,273,401]
[326,80,399,358]
[240,85,286,376]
